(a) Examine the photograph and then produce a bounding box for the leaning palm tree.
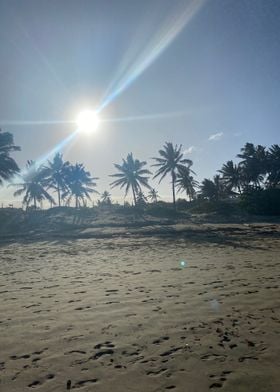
[176,166,198,201]
[13,160,55,208]
[218,160,243,194]
[0,129,20,185]
[110,153,151,206]
[63,163,98,208]
[147,188,159,203]
[44,153,70,206]
[152,142,193,207]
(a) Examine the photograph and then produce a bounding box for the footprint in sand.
[72,378,98,388]
[28,380,41,388]
[152,336,170,345]
[28,374,55,388]
[209,382,222,389]
[146,367,167,376]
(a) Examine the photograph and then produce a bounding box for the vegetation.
[200,143,279,195]
[13,160,55,209]
[200,175,229,201]
[61,163,98,208]
[266,144,280,188]
[240,188,280,215]
[218,160,242,194]
[147,188,159,203]
[0,130,279,216]
[152,142,193,207]
[110,153,151,206]
[176,165,198,201]
[99,190,112,205]
[44,153,69,207]
[12,155,98,209]
[0,129,20,185]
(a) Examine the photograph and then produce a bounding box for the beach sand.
[0,227,279,391]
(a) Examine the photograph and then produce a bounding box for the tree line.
[0,128,279,209]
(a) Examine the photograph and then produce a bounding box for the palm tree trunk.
[172,171,176,209]
[57,187,61,207]
[34,197,37,209]
[75,196,78,208]
[132,187,137,206]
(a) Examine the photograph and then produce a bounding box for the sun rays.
[0,0,207,188]
[97,0,205,112]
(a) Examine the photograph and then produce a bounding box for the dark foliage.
[110,153,151,206]
[0,129,20,184]
[240,188,280,215]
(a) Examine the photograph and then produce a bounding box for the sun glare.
[76,110,100,133]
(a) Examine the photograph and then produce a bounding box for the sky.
[0,0,279,205]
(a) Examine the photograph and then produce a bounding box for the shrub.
[145,202,183,219]
[240,188,280,215]
[188,199,238,215]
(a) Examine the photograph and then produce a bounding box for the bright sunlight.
[76,109,100,133]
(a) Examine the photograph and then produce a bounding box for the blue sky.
[0,0,279,204]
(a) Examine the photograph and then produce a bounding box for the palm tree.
[176,166,198,201]
[266,144,280,188]
[218,160,243,194]
[147,188,159,203]
[237,143,267,188]
[152,142,193,207]
[0,129,20,185]
[63,163,98,208]
[100,190,112,205]
[200,175,227,201]
[110,153,151,206]
[44,153,69,206]
[13,160,55,208]
[136,190,147,206]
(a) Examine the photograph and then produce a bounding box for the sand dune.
[0,229,279,391]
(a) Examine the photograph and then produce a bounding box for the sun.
[76,109,100,133]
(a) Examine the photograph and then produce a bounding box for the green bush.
[145,202,183,219]
[188,199,238,215]
[240,188,280,215]
[176,198,189,209]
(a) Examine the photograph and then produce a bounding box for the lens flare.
[98,0,205,112]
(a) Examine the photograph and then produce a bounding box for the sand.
[0,226,279,391]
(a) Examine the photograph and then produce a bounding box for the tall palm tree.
[13,160,55,208]
[147,188,159,203]
[44,153,70,206]
[0,129,20,185]
[176,166,198,201]
[152,142,193,207]
[218,160,242,194]
[63,163,98,208]
[110,153,151,206]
